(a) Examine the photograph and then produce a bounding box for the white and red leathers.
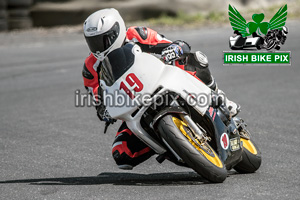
[82,26,218,169]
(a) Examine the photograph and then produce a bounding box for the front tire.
[157,115,227,183]
[234,138,262,173]
[266,40,276,50]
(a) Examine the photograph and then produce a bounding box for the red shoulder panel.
[126,26,171,45]
[82,54,99,97]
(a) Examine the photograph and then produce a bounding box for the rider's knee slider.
[194,51,209,67]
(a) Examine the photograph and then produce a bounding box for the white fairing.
[245,37,259,46]
[229,35,239,47]
[101,45,211,120]
[100,45,211,153]
[229,35,260,48]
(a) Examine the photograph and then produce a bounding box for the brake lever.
[104,122,110,134]
[103,119,117,134]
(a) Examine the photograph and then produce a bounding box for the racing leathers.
[82,26,227,169]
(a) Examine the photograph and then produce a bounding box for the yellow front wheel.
[172,117,224,169]
[157,115,227,183]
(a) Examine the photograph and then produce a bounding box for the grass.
[145,11,228,27]
[129,2,300,29]
[147,11,205,26]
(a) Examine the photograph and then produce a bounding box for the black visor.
[85,22,120,54]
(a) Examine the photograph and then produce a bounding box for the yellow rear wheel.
[234,137,262,173]
[240,138,257,155]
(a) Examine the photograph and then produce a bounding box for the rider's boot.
[217,89,241,117]
[207,77,241,117]
[191,51,241,117]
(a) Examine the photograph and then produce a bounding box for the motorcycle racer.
[263,26,288,50]
[82,8,240,169]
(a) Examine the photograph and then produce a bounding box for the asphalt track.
[0,21,299,200]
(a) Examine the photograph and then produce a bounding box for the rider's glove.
[96,104,116,124]
[161,44,184,63]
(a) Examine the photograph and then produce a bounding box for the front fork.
[154,99,211,163]
[233,117,251,140]
[170,99,211,143]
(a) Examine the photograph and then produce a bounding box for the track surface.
[0,21,299,199]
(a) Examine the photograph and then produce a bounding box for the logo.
[229,4,287,37]
[224,4,291,65]
[86,27,97,32]
[220,133,229,150]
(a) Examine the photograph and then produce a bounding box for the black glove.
[161,44,183,63]
[96,104,116,124]
[161,40,191,63]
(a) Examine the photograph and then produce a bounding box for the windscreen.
[99,43,135,86]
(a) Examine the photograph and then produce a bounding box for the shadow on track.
[0,172,212,186]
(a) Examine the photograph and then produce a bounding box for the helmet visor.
[85,22,120,55]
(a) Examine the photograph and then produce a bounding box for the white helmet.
[282,26,288,36]
[83,8,126,61]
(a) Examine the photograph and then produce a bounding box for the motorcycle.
[99,43,262,183]
[229,30,264,50]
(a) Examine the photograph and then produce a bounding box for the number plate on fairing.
[230,138,241,151]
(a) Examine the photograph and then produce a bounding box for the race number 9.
[120,73,144,99]
[126,73,143,92]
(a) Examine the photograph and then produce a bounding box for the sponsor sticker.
[220,133,229,150]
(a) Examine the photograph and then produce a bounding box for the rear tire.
[157,115,227,183]
[256,37,264,50]
[256,42,262,50]
[234,138,262,173]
